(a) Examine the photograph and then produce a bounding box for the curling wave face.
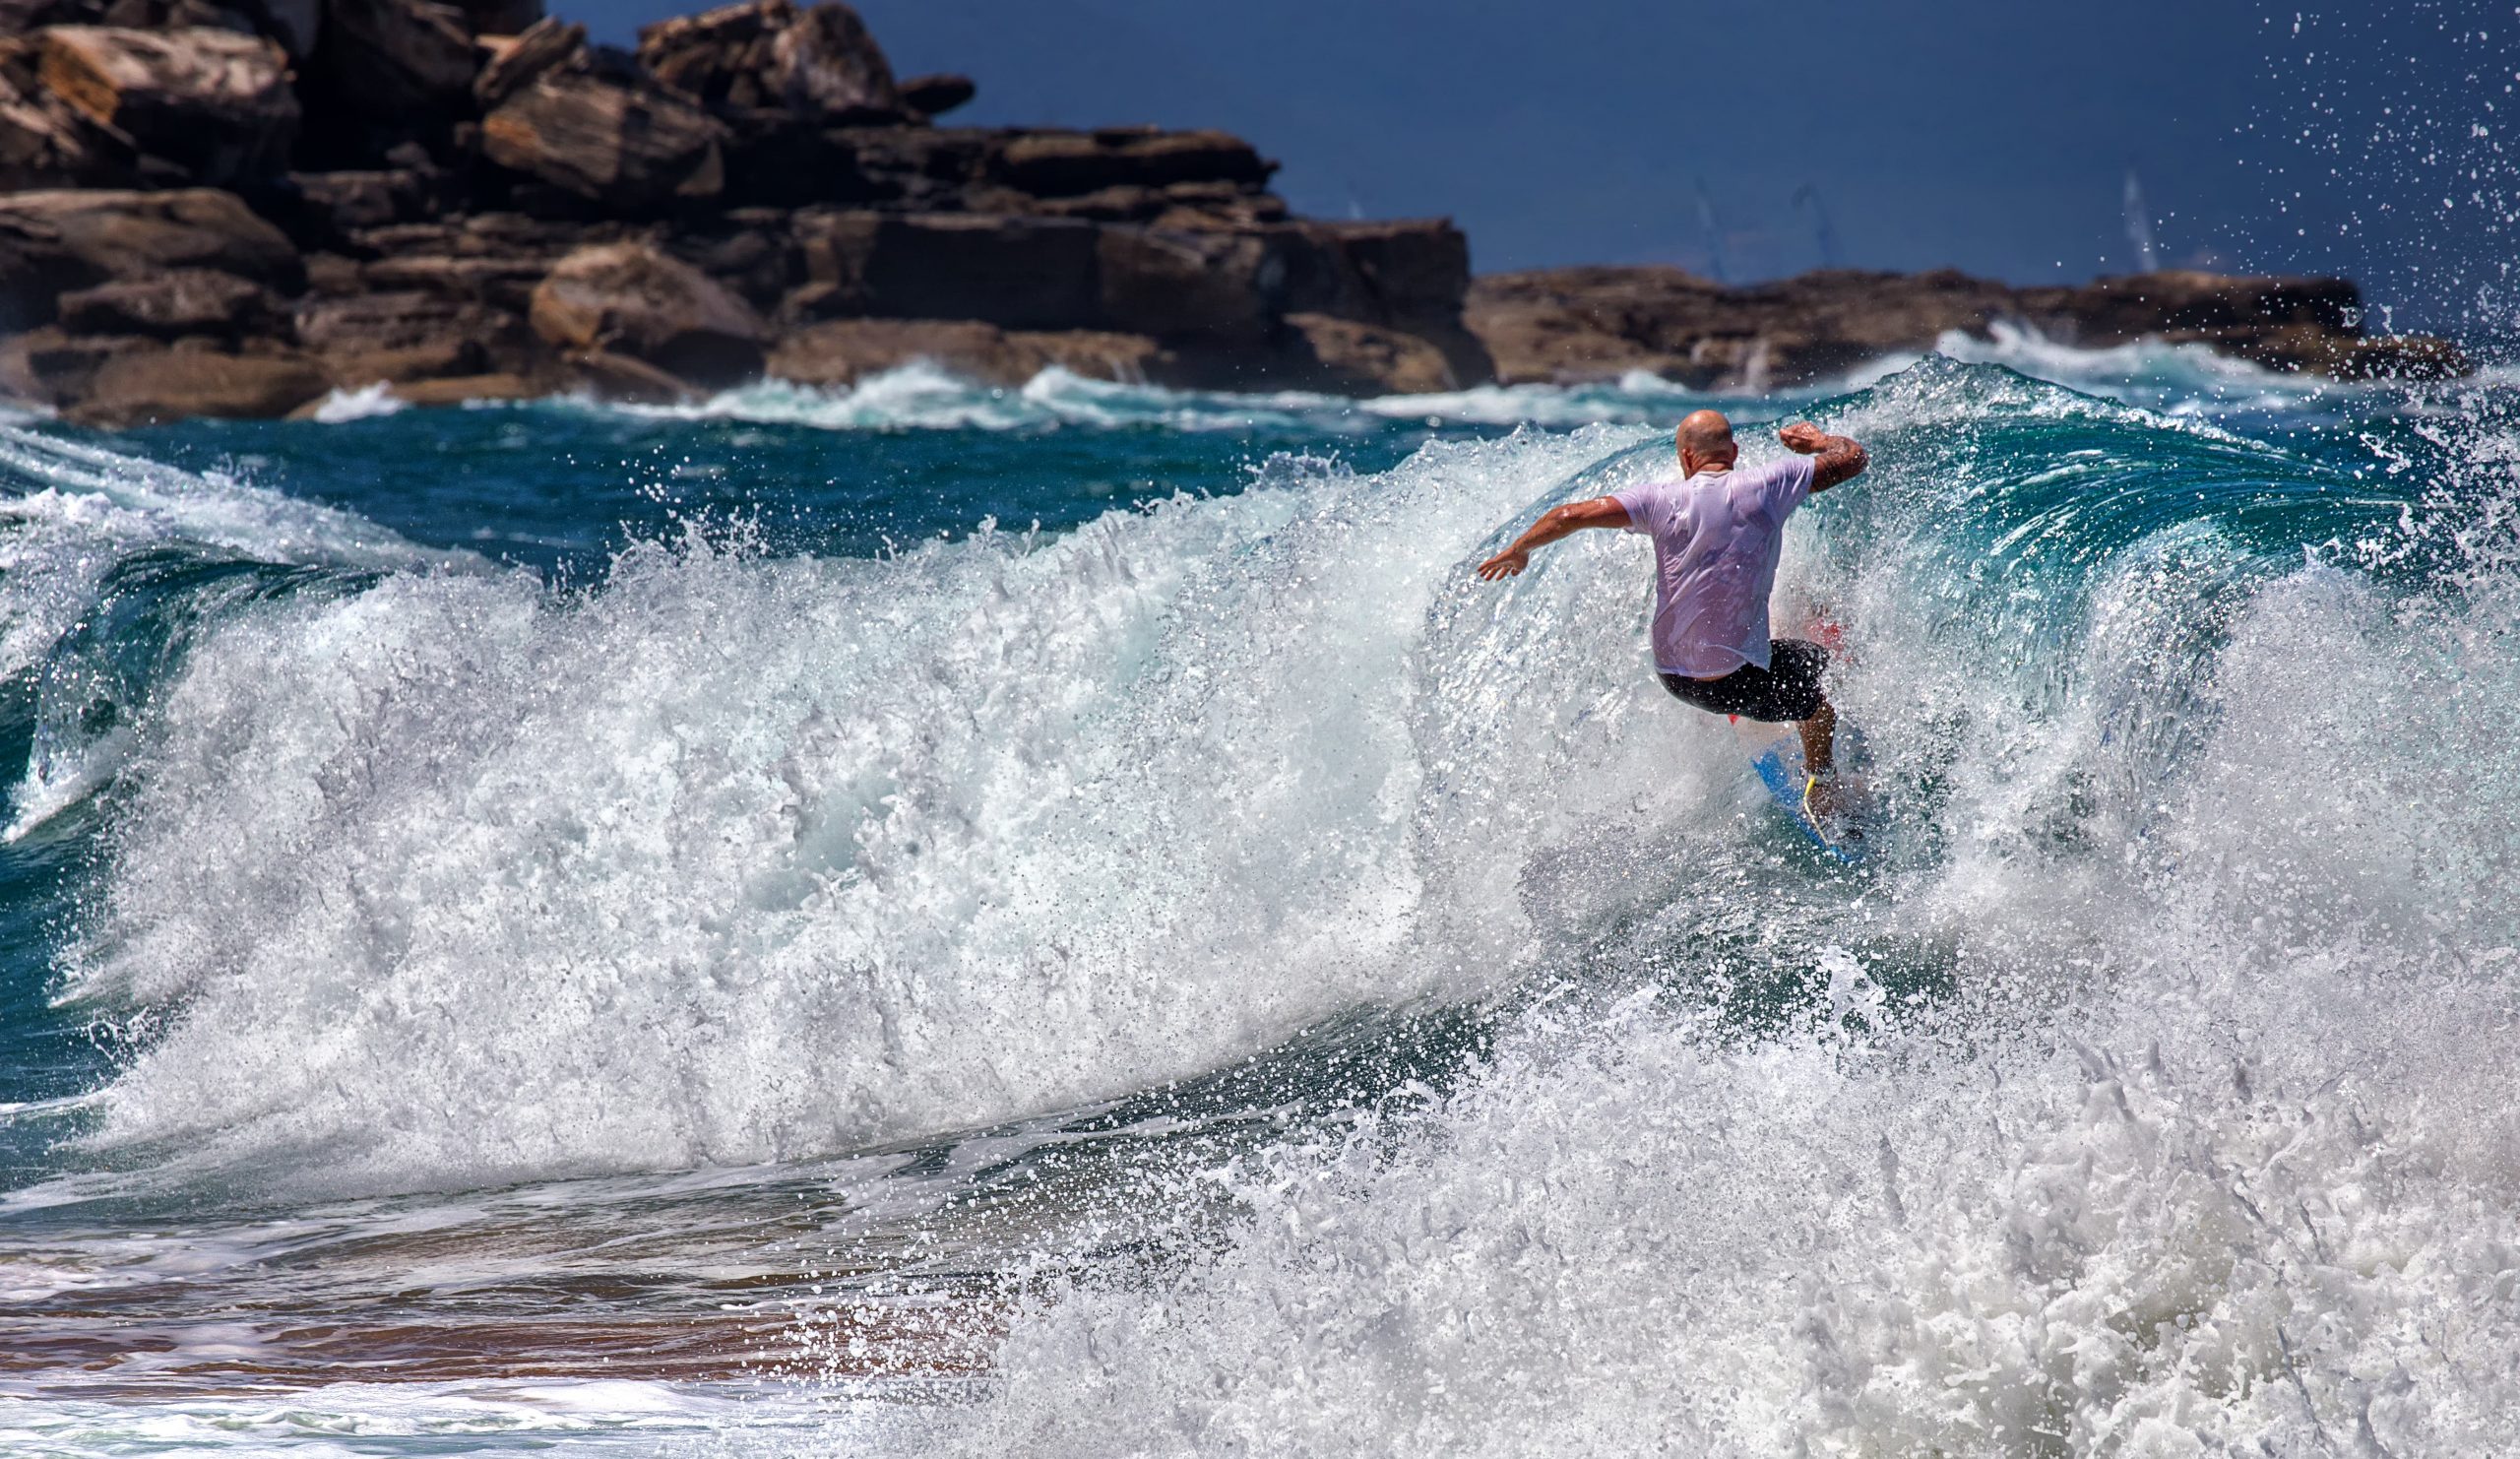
[0,354,2514,1453]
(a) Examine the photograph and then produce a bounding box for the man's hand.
[1778,421,1869,492]
[1477,547,1531,580]
[1471,496,1629,584]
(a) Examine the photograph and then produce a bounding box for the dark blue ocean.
[0,335,2515,1454]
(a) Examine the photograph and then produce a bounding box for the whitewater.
[0,333,2513,1456]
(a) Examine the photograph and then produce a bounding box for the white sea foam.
[0,1379,772,1456]
[507,331,2414,440]
[918,433,2520,1457]
[560,360,1793,437]
[307,382,410,424]
[60,423,1672,1190]
[24,362,2520,1455]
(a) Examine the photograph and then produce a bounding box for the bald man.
[1477,410,1870,822]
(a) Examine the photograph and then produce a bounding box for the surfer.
[1475,410,1870,820]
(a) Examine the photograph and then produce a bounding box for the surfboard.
[1731,714,1872,866]
[1729,613,1874,865]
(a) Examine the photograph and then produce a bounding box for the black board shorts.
[1658,639,1830,723]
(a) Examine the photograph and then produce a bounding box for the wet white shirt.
[1610,457,1816,678]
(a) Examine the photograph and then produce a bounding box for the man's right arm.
[1778,421,1868,491]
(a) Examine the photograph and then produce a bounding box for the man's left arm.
[1476,496,1630,580]
[1778,421,1868,491]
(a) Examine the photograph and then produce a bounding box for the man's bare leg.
[1797,696,1850,823]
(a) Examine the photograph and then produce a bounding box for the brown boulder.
[766,317,1161,388]
[635,0,901,118]
[1465,267,1978,387]
[1278,313,1459,396]
[896,72,971,117]
[472,15,582,109]
[531,240,767,387]
[37,26,297,185]
[305,0,476,119]
[735,123,987,209]
[0,188,302,329]
[992,128,1272,197]
[57,268,284,339]
[2221,324,2472,381]
[481,67,728,211]
[68,342,332,424]
[287,167,438,238]
[295,288,535,381]
[0,326,153,408]
[360,251,551,309]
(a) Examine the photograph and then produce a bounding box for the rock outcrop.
[36,26,297,185]
[0,0,2468,425]
[0,187,303,327]
[1467,266,2471,389]
[479,55,730,210]
[530,239,766,386]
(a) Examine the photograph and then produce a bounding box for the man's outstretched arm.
[1779,421,1868,491]
[1476,496,1630,580]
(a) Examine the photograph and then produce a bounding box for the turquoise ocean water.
[0,329,2515,1454]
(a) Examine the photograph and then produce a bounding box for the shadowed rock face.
[309,0,477,118]
[0,187,303,328]
[0,0,2468,422]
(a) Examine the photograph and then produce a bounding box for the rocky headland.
[0,0,2472,425]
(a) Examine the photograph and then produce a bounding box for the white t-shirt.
[1610,457,1816,678]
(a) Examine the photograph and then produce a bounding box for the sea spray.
[0,358,2512,1456]
[55,426,1636,1190]
[946,479,2520,1459]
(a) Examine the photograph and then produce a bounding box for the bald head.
[1676,410,1737,473]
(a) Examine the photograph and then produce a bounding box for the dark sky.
[573,0,2517,332]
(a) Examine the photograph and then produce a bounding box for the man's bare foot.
[1803,774,1856,831]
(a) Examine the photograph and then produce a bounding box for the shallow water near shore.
[0,334,2515,1455]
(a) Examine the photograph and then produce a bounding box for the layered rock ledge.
[1467,267,2470,390]
[0,0,2470,425]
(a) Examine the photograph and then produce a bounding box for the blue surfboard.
[1732,713,1872,866]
